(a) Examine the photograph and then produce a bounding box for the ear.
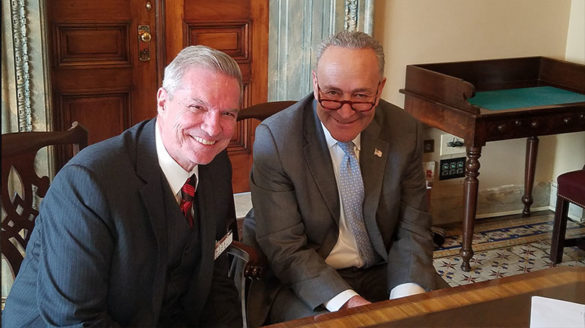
[378,77,387,92]
[311,71,319,99]
[375,77,387,106]
[156,87,168,115]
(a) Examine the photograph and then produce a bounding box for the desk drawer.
[484,110,585,141]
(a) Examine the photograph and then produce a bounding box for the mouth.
[193,136,216,145]
[334,116,360,125]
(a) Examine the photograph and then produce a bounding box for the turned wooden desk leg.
[461,146,482,272]
[522,136,539,216]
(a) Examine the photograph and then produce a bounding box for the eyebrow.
[352,88,374,93]
[322,85,374,94]
[190,97,239,113]
[189,98,209,106]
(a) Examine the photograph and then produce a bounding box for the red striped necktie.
[180,174,196,228]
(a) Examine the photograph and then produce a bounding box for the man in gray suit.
[3,45,242,327]
[245,31,444,325]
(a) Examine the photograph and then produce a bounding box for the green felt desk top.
[468,86,585,111]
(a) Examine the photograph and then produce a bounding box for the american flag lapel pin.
[374,148,382,158]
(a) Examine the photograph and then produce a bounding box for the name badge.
[214,230,233,260]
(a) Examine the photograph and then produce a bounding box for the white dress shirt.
[320,123,424,311]
[155,122,199,203]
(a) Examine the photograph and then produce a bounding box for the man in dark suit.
[3,45,242,327]
[244,31,445,325]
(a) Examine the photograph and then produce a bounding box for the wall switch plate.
[440,133,466,156]
[439,157,466,180]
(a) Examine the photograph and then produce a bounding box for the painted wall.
[374,0,585,224]
[555,0,585,179]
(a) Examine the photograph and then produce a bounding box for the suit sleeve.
[36,164,122,327]
[250,124,350,310]
[385,120,437,291]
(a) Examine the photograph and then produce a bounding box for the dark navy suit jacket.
[2,119,241,327]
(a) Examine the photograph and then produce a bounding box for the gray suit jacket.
[3,119,241,327]
[245,94,437,325]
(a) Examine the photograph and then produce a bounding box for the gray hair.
[162,45,243,97]
[316,30,385,77]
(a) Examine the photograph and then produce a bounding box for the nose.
[337,102,356,118]
[201,111,222,137]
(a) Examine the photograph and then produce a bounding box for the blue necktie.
[338,141,376,267]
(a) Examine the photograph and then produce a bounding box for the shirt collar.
[321,121,361,152]
[155,121,198,196]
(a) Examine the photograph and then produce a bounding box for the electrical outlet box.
[440,133,465,156]
[423,139,434,153]
[439,157,466,180]
[423,161,435,188]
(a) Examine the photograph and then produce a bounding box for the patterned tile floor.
[433,211,585,287]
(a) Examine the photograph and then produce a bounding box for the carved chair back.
[1,122,88,278]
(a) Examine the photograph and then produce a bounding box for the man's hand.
[340,295,371,310]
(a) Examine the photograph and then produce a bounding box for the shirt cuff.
[324,289,359,312]
[389,283,426,299]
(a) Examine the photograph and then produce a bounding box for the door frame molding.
[7,0,35,132]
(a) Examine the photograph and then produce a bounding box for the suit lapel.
[361,114,389,260]
[193,163,216,293]
[303,100,340,224]
[135,119,169,316]
[177,162,218,323]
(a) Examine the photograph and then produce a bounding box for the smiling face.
[313,46,386,142]
[156,66,240,171]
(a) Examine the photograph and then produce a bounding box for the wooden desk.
[267,267,585,328]
[400,57,585,271]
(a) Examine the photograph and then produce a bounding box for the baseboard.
[475,206,551,219]
[431,181,552,225]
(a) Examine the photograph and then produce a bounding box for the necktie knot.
[181,175,196,201]
[338,141,356,157]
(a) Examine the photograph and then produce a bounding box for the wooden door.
[47,0,267,193]
[165,0,269,193]
[47,0,159,146]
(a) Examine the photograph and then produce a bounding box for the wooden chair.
[1,122,88,279]
[227,100,295,328]
[236,100,296,121]
[550,166,585,264]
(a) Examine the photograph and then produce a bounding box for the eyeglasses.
[316,82,380,112]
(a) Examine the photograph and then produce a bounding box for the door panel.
[62,94,129,144]
[47,0,158,146]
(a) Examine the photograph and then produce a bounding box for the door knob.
[138,25,151,61]
[140,32,152,42]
